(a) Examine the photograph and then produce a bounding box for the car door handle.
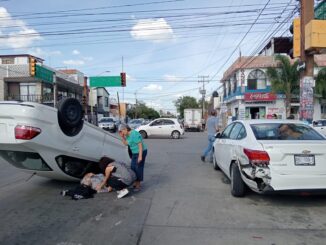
[158,127,162,128]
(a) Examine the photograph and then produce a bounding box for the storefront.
[225,92,286,120]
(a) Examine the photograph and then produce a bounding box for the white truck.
[184,109,203,132]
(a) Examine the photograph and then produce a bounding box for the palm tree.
[315,67,326,99]
[266,55,300,117]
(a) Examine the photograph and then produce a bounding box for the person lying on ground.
[81,173,108,193]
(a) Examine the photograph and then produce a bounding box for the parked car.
[98,117,117,133]
[312,119,326,136]
[212,120,326,197]
[136,118,184,139]
[128,119,144,129]
[0,99,128,181]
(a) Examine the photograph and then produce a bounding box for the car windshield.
[250,123,325,140]
[99,118,114,123]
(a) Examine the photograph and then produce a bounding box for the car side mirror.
[215,132,221,138]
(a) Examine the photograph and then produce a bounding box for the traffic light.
[289,18,301,58]
[121,72,126,87]
[29,57,36,76]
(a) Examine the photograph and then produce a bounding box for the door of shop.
[246,107,266,119]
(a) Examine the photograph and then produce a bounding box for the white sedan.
[213,120,326,197]
[0,98,128,181]
[136,118,184,139]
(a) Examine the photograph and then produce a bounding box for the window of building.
[247,69,267,90]
[228,80,231,96]
[20,83,36,102]
[1,57,15,64]
[43,84,53,102]
[321,104,326,114]
[233,74,237,93]
[105,97,109,107]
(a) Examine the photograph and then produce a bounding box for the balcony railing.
[6,94,54,103]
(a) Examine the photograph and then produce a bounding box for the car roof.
[157,118,178,120]
[233,119,305,126]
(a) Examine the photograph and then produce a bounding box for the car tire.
[139,130,147,139]
[230,162,246,197]
[212,150,220,171]
[57,98,84,137]
[57,98,83,128]
[171,130,180,139]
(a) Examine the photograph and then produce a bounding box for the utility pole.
[198,75,209,119]
[117,91,121,120]
[299,0,315,123]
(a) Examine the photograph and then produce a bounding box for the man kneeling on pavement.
[62,156,136,199]
[96,156,136,199]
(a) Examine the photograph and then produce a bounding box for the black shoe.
[201,156,205,162]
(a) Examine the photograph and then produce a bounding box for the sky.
[0,0,300,113]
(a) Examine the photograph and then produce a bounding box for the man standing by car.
[201,110,219,163]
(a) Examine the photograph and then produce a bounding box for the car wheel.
[230,162,246,197]
[57,98,83,128]
[57,98,84,137]
[171,130,180,139]
[213,150,220,171]
[139,130,147,139]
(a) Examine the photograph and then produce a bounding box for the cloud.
[163,74,182,82]
[72,49,80,55]
[0,7,41,49]
[146,101,163,110]
[130,18,174,42]
[83,56,93,61]
[28,47,61,57]
[62,56,93,66]
[63,59,85,66]
[126,74,136,82]
[143,84,162,92]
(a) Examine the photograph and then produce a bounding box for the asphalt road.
[1,132,326,245]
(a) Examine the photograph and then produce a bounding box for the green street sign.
[90,76,122,87]
[35,64,54,83]
[315,1,326,20]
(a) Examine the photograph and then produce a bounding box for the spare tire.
[57,98,83,128]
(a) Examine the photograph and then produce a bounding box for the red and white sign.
[244,92,276,101]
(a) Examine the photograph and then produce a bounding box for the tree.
[266,55,299,117]
[174,96,199,118]
[315,67,326,99]
[127,103,160,119]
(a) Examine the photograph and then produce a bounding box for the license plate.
[294,155,315,166]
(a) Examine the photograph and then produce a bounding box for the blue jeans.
[202,135,215,161]
[131,149,147,181]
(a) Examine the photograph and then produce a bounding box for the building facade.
[0,54,84,107]
[221,56,288,120]
[220,54,326,122]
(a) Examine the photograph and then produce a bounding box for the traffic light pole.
[299,0,315,122]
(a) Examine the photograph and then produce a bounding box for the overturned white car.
[0,98,128,181]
